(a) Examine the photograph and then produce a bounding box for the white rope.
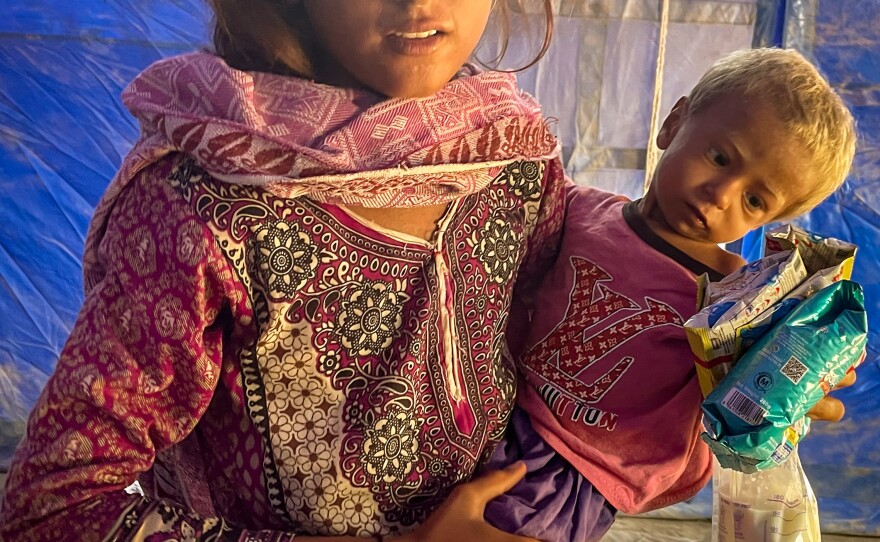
[644,0,671,194]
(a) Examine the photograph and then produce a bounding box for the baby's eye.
[745,193,764,210]
[708,148,730,166]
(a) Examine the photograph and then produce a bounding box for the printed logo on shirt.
[523,256,684,430]
[538,381,621,431]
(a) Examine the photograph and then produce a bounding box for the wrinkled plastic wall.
[0,0,209,464]
[1,0,877,535]
[788,0,880,534]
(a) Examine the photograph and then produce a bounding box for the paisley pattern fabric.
[0,152,562,541]
[1,53,565,541]
[0,53,567,541]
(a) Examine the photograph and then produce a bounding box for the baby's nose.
[703,177,739,209]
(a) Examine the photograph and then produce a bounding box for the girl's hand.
[396,462,540,542]
[807,368,857,422]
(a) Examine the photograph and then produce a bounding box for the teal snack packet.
[701,280,867,473]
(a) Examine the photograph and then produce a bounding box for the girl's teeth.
[394,30,438,39]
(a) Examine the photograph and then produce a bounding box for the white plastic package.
[712,448,821,542]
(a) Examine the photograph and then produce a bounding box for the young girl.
[0,1,562,540]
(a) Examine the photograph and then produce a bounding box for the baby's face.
[304,0,493,98]
[651,94,812,244]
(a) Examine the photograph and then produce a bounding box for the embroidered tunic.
[0,53,564,541]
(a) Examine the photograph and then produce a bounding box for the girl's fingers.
[462,462,527,507]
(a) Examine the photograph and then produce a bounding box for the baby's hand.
[806,368,857,422]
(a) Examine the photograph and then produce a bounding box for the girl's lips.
[392,30,439,39]
[386,17,451,36]
[385,32,446,56]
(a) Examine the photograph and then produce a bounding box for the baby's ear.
[657,96,688,150]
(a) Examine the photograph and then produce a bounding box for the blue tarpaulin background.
[0,0,877,535]
[0,0,210,464]
[784,1,880,533]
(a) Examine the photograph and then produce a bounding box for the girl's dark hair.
[211,0,315,77]
[210,0,554,77]
[480,1,555,73]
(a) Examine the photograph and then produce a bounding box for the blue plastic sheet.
[795,1,880,534]
[0,0,878,535]
[0,0,208,465]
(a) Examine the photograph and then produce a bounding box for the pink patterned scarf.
[84,52,558,285]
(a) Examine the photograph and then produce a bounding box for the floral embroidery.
[269,412,296,445]
[253,219,319,300]
[319,349,341,373]
[280,475,306,512]
[476,217,521,284]
[341,492,377,527]
[503,160,544,201]
[310,505,348,536]
[145,156,552,533]
[345,401,365,425]
[428,458,447,477]
[292,407,330,441]
[302,474,340,509]
[259,324,315,382]
[298,439,334,475]
[492,349,517,414]
[283,376,324,411]
[336,280,408,356]
[167,158,207,200]
[362,408,420,483]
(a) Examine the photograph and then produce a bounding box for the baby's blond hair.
[686,48,856,218]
